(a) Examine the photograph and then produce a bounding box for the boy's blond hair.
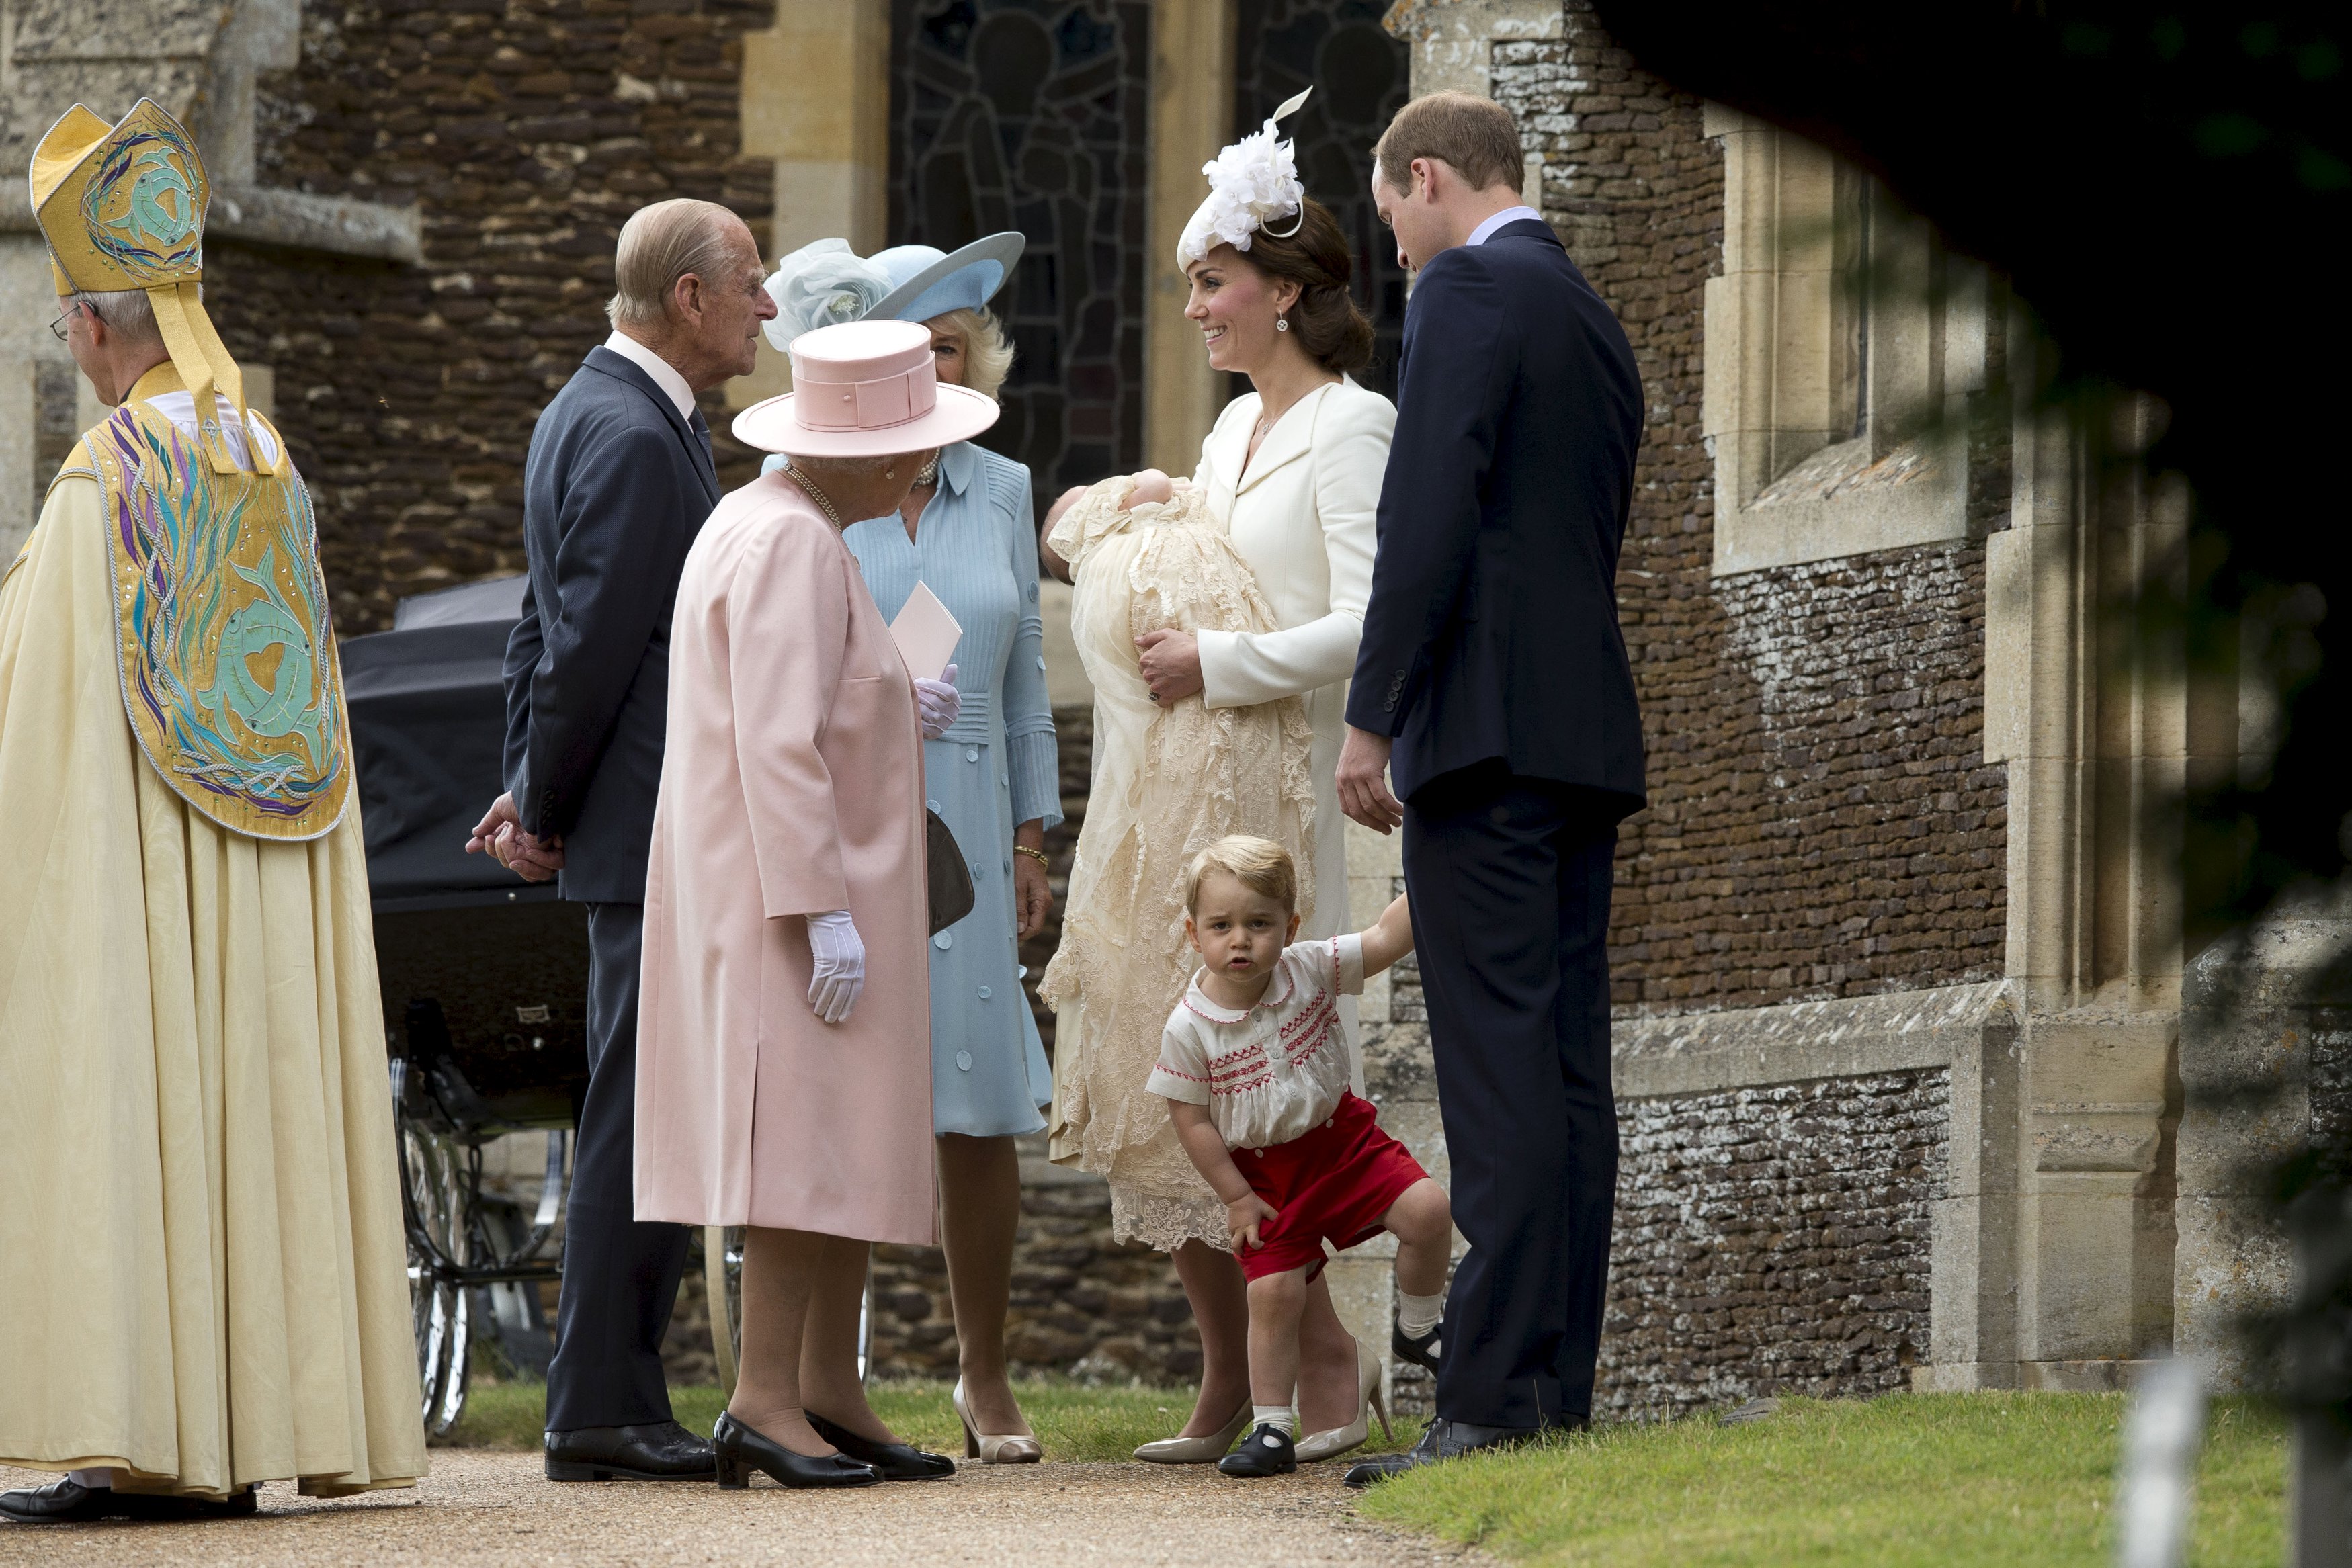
[1184,835,1298,914]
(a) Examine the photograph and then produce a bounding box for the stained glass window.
[889,0,1151,496]
[1232,0,1411,400]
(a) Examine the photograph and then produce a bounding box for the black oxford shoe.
[1342,1418,1541,1488]
[0,1479,259,1524]
[544,1420,718,1482]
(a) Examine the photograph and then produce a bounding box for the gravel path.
[0,1453,1496,1566]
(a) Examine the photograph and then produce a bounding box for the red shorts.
[1234,1092,1429,1282]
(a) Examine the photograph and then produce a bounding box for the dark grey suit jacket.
[503,345,720,904]
[1344,219,1646,814]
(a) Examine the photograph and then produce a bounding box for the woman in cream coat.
[1050,189,1396,1465]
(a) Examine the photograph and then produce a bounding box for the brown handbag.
[926,808,975,936]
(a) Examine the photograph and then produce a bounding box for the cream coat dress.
[634,474,935,1244]
[1197,378,1392,1058]
[0,394,424,1498]
[1046,378,1393,1252]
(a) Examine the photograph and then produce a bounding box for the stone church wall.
[209,0,781,633]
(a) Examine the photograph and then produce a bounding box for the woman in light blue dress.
[762,234,1058,1460]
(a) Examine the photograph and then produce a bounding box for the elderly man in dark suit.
[1336,93,1646,1485]
[468,197,776,1483]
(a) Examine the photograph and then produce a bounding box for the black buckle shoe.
[1216,1422,1298,1477]
[712,1411,881,1490]
[544,1420,718,1482]
[1392,1311,1443,1375]
[806,1411,955,1481]
[1341,1418,1538,1488]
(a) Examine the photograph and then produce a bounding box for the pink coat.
[635,472,935,1244]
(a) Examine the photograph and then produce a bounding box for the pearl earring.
[885,463,896,478]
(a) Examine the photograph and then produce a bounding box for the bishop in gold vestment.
[0,99,423,1515]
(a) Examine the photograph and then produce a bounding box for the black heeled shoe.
[711,1411,882,1491]
[806,1412,956,1480]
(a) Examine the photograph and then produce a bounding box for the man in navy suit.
[1337,93,1645,1485]
[468,198,775,1483]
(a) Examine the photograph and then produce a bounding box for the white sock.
[1252,1404,1295,1436]
[1398,1289,1445,1339]
[67,1468,112,1489]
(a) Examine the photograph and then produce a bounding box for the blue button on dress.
[828,441,1061,1137]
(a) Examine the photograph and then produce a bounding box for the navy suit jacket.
[1344,218,1646,815]
[503,345,720,904]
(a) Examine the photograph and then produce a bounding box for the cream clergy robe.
[0,367,425,1498]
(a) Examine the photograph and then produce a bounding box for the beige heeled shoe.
[1132,1397,1251,1463]
[952,1379,1042,1465]
[1294,1339,1391,1463]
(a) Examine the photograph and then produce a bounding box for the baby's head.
[1184,835,1301,986]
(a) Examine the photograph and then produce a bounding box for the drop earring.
[885,463,897,479]
[1276,316,1290,333]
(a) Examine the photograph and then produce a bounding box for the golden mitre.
[29,98,252,474]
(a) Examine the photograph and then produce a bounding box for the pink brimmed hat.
[730,318,999,457]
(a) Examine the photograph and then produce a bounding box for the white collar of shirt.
[1466,204,1544,247]
[602,331,698,421]
[140,389,281,470]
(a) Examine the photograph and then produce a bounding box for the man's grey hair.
[608,198,746,331]
[73,287,169,347]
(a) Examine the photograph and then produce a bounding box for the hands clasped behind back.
[805,909,865,1024]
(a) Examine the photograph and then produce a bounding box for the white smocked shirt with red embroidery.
[1147,934,1366,1150]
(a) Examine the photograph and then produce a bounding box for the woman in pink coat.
[636,318,1001,1490]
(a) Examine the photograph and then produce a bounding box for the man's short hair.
[607,198,745,331]
[1185,835,1298,915]
[75,287,165,348]
[1374,91,1523,195]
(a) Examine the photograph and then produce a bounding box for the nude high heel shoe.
[1294,1339,1391,1463]
[1132,1397,1251,1463]
[952,1379,1042,1465]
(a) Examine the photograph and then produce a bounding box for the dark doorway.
[1232,0,1412,402]
[888,0,1152,496]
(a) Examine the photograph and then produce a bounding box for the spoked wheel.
[403,1123,474,1438]
[706,1225,870,1396]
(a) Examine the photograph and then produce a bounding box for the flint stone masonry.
[1599,1067,1947,1416]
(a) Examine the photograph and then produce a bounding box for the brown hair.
[1374,91,1523,195]
[1230,196,1373,376]
[1185,835,1298,914]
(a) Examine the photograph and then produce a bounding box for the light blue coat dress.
[787,442,1062,1137]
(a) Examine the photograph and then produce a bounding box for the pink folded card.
[889,580,963,683]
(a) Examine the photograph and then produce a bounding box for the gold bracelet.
[1014,846,1050,869]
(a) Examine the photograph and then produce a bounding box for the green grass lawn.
[445,1377,1423,1465]
[1352,1393,2287,1568]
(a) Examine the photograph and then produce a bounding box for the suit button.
[978,986,992,999]
[934,931,953,949]
[955,1049,973,1072]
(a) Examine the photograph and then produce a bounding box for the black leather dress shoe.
[544,1421,718,1482]
[712,1412,880,1491]
[1342,1418,1540,1488]
[0,1479,258,1524]
[806,1412,954,1481]
[1216,1422,1298,1477]
[1392,1311,1443,1375]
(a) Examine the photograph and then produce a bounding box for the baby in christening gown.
[1040,470,1320,1250]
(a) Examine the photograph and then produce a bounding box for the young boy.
[1149,836,1452,1477]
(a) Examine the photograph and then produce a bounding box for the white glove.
[916,662,962,740]
[805,909,865,1025]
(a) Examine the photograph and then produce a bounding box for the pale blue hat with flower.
[763,232,1023,351]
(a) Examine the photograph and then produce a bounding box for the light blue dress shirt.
[768,441,1060,1136]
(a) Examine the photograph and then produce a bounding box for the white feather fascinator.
[762,238,896,351]
[1177,87,1314,269]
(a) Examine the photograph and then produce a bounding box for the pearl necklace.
[783,463,844,529]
